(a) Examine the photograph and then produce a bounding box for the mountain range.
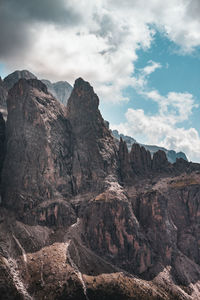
[0,70,189,164]
[0,70,200,299]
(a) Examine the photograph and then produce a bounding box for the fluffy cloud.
[112,62,200,162]
[1,0,200,99]
[112,107,200,162]
[1,0,200,160]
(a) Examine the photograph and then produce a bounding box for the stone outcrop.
[82,188,152,275]
[1,79,74,223]
[130,143,152,175]
[152,149,170,172]
[118,137,133,183]
[67,77,118,193]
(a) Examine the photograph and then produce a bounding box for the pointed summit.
[67,78,118,192]
[67,78,99,118]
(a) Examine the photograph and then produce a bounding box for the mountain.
[0,70,37,119]
[0,71,72,122]
[112,129,188,163]
[42,79,73,106]
[142,144,188,163]
[0,74,200,299]
[3,70,37,91]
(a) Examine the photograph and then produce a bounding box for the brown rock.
[130,143,151,175]
[67,78,118,193]
[152,150,170,172]
[1,79,74,222]
[82,188,152,275]
[118,138,133,183]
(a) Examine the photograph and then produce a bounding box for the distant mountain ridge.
[112,129,188,163]
[41,79,73,106]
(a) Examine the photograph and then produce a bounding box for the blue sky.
[101,30,200,132]
[1,0,200,162]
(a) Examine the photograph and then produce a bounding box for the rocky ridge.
[112,129,188,163]
[0,74,200,299]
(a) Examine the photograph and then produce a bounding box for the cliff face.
[0,76,200,300]
[1,79,75,225]
[112,129,188,163]
[67,78,118,193]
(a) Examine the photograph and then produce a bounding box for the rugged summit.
[0,75,200,300]
[112,129,188,163]
[3,70,37,91]
[67,78,118,193]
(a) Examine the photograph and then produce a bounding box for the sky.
[0,0,200,162]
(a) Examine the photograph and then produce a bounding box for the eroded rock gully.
[0,76,200,299]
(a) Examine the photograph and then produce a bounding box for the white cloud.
[111,62,200,162]
[2,0,200,161]
[111,58,200,162]
[3,0,200,102]
[112,107,200,162]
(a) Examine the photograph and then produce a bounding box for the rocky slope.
[0,75,200,300]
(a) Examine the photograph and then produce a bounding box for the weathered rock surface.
[0,75,200,299]
[152,150,170,172]
[118,137,133,183]
[67,77,118,193]
[130,143,152,175]
[1,79,75,224]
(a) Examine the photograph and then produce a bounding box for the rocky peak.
[67,78,105,137]
[67,78,99,116]
[67,78,118,193]
[1,78,74,222]
[152,149,170,172]
[3,70,37,91]
[118,138,133,183]
[130,143,151,175]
